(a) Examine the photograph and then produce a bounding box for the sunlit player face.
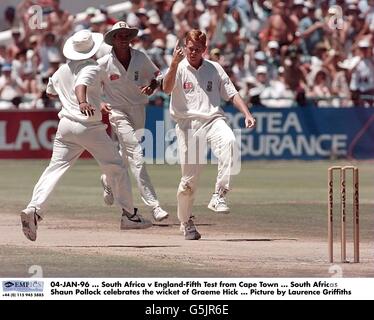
[185,40,206,68]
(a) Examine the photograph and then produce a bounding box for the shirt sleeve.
[216,63,238,101]
[141,52,162,82]
[169,64,181,94]
[75,65,101,88]
[46,77,58,95]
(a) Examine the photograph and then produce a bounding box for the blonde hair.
[185,30,206,46]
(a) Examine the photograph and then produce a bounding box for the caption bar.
[1,278,373,300]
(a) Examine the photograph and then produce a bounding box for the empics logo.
[4,282,14,288]
[2,280,44,292]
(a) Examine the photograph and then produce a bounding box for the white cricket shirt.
[98,48,160,108]
[350,58,374,92]
[169,58,238,121]
[46,59,102,123]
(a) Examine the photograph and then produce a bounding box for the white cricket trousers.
[109,107,159,209]
[26,117,134,217]
[175,117,237,223]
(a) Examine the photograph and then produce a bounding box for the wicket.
[327,166,359,263]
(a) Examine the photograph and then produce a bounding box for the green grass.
[1,159,373,277]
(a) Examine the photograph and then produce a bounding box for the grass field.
[0,159,373,277]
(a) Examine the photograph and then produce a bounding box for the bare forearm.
[231,93,256,128]
[232,93,251,117]
[162,63,179,95]
[75,85,87,103]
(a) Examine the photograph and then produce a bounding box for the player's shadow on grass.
[54,245,181,248]
[152,223,214,227]
[203,238,298,242]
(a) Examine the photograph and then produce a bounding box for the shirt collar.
[184,58,206,71]
[110,48,133,63]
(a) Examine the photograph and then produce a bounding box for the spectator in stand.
[47,51,62,76]
[20,64,38,99]
[32,72,61,109]
[239,74,256,103]
[4,6,17,30]
[308,68,333,107]
[249,50,269,76]
[331,56,353,107]
[7,28,26,61]
[17,1,39,39]
[254,65,269,91]
[249,86,266,107]
[221,35,241,70]
[2,0,372,109]
[172,0,204,36]
[259,0,297,52]
[266,40,281,79]
[0,64,24,109]
[260,65,295,108]
[209,1,238,49]
[154,0,175,31]
[38,32,62,74]
[89,13,112,60]
[0,45,8,66]
[309,42,329,75]
[46,0,74,43]
[76,7,97,30]
[148,15,168,42]
[27,35,41,73]
[290,0,306,26]
[99,5,117,26]
[298,1,325,56]
[350,38,374,106]
[232,53,249,86]
[341,4,370,54]
[12,49,28,79]
[148,39,169,73]
[283,45,307,97]
[134,8,149,30]
[90,13,108,34]
[199,0,219,33]
[209,48,222,63]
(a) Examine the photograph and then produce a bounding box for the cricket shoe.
[20,207,42,241]
[179,216,195,233]
[208,193,230,213]
[101,174,114,206]
[152,206,169,222]
[182,218,201,240]
[120,208,152,230]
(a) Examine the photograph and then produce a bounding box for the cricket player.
[98,22,169,222]
[163,30,256,240]
[21,29,152,242]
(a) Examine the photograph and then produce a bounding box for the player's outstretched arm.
[75,85,96,117]
[163,40,184,94]
[231,93,256,129]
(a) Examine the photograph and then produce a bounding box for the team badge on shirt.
[134,71,139,81]
[109,74,120,81]
[183,82,193,90]
[207,81,213,92]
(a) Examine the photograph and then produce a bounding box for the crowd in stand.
[0,0,374,109]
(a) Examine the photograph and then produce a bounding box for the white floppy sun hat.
[63,29,103,61]
[104,21,139,46]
